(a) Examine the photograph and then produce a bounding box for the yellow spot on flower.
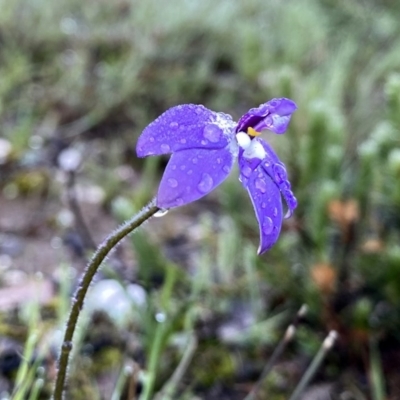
[247,127,261,137]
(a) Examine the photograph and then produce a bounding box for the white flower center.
[236,132,266,160]
[236,132,251,149]
[243,140,266,160]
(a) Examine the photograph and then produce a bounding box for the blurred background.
[1,0,400,399]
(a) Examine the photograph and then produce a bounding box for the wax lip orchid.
[136,98,297,254]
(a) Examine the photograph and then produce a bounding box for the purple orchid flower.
[136,98,297,254]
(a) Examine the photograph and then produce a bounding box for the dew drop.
[273,164,287,183]
[203,124,222,143]
[192,157,198,164]
[223,165,231,174]
[270,100,278,107]
[180,138,187,144]
[262,217,274,235]
[264,116,273,127]
[180,165,186,171]
[261,202,267,209]
[273,207,278,217]
[197,173,213,193]
[154,209,169,217]
[175,198,184,206]
[161,144,171,152]
[255,178,267,193]
[169,121,179,129]
[149,137,155,142]
[187,169,193,175]
[281,180,291,190]
[167,178,178,188]
[217,158,222,164]
[241,165,252,178]
[155,312,166,322]
[194,107,202,115]
[201,140,208,145]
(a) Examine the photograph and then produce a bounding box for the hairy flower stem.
[52,200,159,400]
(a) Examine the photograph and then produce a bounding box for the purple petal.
[236,98,297,134]
[157,147,234,208]
[260,114,293,134]
[266,98,297,116]
[137,104,235,157]
[238,148,262,186]
[259,139,297,217]
[241,138,298,219]
[241,164,283,254]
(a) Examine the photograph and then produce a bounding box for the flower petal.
[238,148,262,186]
[137,104,236,157]
[239,138,297,219]
[257,139,298,218]
[236,98,297,134]
[157,147,234,209]
[241,164,283,254]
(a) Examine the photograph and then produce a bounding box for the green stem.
[244,305,308,400]
[140,317,168,400]
[289,330,338,400]
[52,200,159,400]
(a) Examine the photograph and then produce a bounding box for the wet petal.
[241,165,283,254]
[257,139,298,218]
[238,148,262,186]
[236,98,297,134]
[137,104,236,157]
[157,147,234,208]
[260,114,293,134]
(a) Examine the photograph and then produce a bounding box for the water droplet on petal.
[223,165,231,174]
[217,158,222,164]
[169,121,179,129]
[203,124,222,143]
[241,165,252,178]
[284,209,292,219]
[255,178,267,193]
[154,209,169,217]
[201,140,208,145]
[273,207,278,217]
[187,170,193,175]
[192,157,198,164]
[273,163,287,183]
[270,100,278,107]
[264,116,273,127]
[262,217,274,235]
[167,178,178,188]
[197,173,213,193]
[149,137,155,142]
[176,198,184,206]
[161,144,170,152]
[195,107,202,115]
[281,180,291,190]
[180,138,187,144]
[180,165,186,171]
[261,202,267,209]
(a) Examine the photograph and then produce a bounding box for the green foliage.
[1,0,400,398]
